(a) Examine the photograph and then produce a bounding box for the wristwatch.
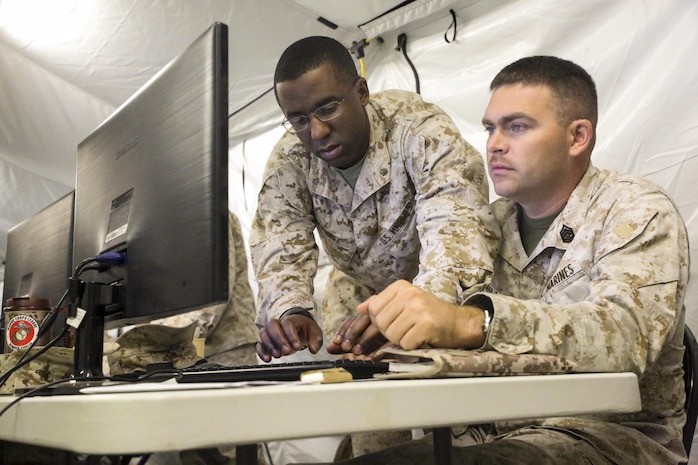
[482,308,492,335]
[280,307,314,320]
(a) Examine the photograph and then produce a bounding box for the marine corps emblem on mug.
[6,314,40,350]
[2,297,51,352]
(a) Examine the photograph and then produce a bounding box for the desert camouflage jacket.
[470,164,690,463]
[250,89,499,325]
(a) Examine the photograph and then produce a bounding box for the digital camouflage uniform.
[320,266,375,340]
[0,347,73,395]
[251,90,499,458]
[250,89,499,332]
[329,165,690,465]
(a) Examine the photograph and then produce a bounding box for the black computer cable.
[0,374,111,419]
[72,251,126,278]
[0,252,125,391]
[262,441,275,465]
[0,377,68,418]
[0,325,69,390]
[0,378,151,464]
[0,377,152,465]
[35,288,69,340]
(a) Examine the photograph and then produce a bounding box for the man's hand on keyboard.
[327,314,388,357]
[356,280,486,350]
[257,313,324,362]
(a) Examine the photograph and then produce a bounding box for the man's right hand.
[256,313,324,362]
[326,314,388,357]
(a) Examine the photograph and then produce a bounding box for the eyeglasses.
[281,80,360,134]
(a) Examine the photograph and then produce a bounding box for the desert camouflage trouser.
[320,426,617,465]
[321,267,398,458]
[348,424,493,460]
[321,270,487,459]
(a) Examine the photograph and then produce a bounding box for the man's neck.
[336,153,367,189]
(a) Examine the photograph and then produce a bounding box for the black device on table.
[122,358,392,383]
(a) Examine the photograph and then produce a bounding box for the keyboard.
[174,359,391,383]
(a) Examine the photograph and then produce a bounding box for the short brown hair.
[491,56,598,130]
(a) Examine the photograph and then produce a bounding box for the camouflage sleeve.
[475,189,688,374]
[406,110,499,304]
[249,147,319,326]
[204,211,260,354]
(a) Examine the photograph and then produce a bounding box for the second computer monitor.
[2,191,75,350]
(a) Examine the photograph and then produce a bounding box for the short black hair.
[274,36,357,89]
[491,56,598,129]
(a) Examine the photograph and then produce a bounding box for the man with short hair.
[250,36,498,366]
[330,55,690,464]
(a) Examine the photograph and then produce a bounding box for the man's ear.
[357,77,370,106]
[568,119,593,157]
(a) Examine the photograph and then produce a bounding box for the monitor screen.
[72,23,229,374]
[2,191,74,351]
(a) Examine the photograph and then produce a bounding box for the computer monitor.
[1,191,75,352]
[71,22,229,377]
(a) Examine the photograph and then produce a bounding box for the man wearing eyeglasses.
[249,36,498,380]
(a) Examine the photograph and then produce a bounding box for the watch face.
[482,309,492,335]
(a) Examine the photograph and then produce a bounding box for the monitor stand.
[18,280,125,396]
[72,280,120,378]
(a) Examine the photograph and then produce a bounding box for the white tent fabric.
[1,0,698,460]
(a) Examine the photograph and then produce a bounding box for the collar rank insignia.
[560,225,575,243]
